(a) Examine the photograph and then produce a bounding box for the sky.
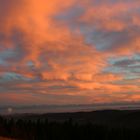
[0,0,140,106]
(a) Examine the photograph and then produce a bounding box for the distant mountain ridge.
[1,103,140,114]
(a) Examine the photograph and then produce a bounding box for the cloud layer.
[0,0,140,105]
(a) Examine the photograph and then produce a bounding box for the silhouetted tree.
[0,115,140,140]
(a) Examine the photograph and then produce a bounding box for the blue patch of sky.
[0,44,26,65]
[81,29,116,51]
[0,49,15,59]
[104,54,140,80]
[0,72,31,83]
[56,5,84,21]
[55,4,85,33]
[81,26,134,51]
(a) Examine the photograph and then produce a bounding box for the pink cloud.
[0,0,139,105]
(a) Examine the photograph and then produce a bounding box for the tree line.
[0,116,140,140]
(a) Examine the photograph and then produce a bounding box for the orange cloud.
[0,0,139,105]
[76,0,140,57]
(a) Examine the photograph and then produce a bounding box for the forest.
[0,110,140,140]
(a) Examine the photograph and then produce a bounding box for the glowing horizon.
[0,0,140,105]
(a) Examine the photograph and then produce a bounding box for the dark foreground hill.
[5,110,140,127]
[1,110,140,140]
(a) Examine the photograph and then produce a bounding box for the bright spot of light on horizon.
[7,107,13,114]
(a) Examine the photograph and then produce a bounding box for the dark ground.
[1,110,140,140]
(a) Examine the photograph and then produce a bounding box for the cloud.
[66,0,140,55]
[0,0,139,105]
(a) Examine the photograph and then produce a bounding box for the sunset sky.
[0,0,140,106]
